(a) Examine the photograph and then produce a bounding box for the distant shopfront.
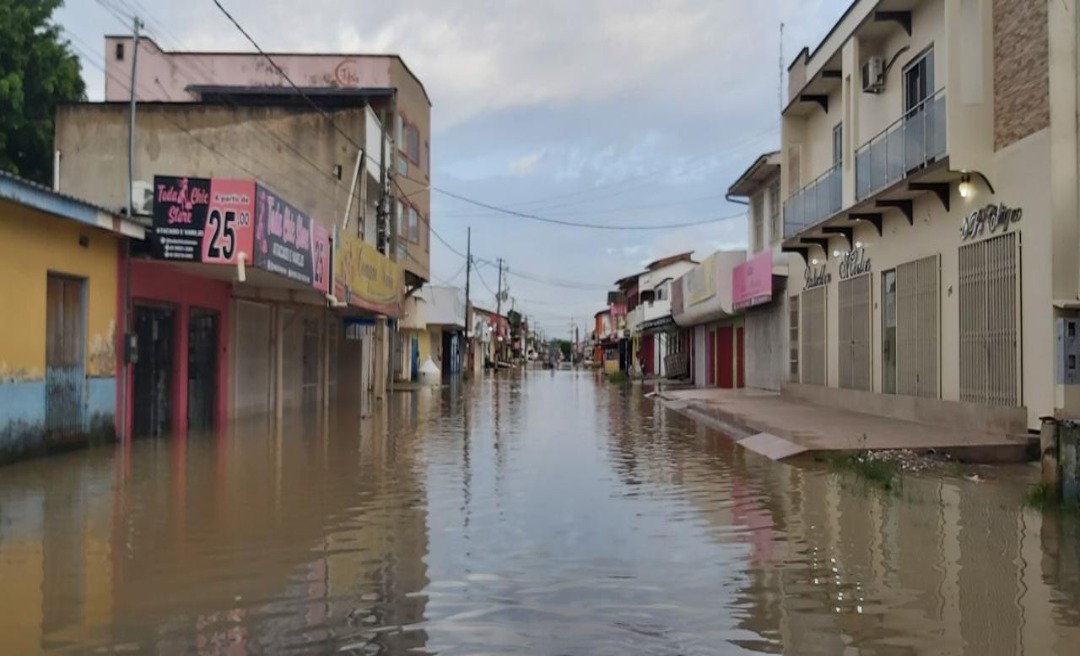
[672,251,746,389]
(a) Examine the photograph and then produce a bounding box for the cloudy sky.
[60,0,849,336]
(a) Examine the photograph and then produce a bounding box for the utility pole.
[495,258,504,364]
[495,257,505,317]
[464,227,472,375]
[120,16,142,445]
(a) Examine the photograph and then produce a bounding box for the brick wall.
[993,0,1049,151]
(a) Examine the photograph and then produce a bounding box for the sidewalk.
[655,388,1034,463]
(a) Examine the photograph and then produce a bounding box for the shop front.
[134,175,354,436]
[784,132,1053,432]
[671,251,746,389]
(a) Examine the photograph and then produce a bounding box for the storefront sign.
[838,247,871,279]
[733,250,773,310]
[152,176,211,261]
[960,203,1023,241]
[333,228,402,314]
[684,256,717,306]
[804,264,831,290]
[255,185,315,285]
[312,223,331,294]
[202,179,255,265]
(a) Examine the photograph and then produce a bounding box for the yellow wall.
[0,200,119,380]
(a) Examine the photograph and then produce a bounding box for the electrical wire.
[434,187,746,231]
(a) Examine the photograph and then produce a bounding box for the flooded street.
[2,371,1080,655]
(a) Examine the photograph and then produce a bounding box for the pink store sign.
[732,250,773,310]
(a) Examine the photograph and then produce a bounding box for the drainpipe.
[725,193,749,206]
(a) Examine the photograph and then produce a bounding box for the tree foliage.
[0,0,86,184]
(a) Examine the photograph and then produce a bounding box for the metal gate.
[187,309,218,432]
[789,296,800,381]
[302,317,321,408]
[838,275,871,390]
[133,306,175,437]
[802,286,827,385]
[45,275,85,433]
[896,255,940,398]
[959,233,1020,406]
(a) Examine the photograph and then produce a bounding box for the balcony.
[856,89,947,201]
[783,163,842,238]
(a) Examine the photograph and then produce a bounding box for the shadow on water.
[0,370,1078,654]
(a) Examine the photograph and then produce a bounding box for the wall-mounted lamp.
[237,251,248,283]
[811,258,820,266]
[958,174,972,199]
[833,249,841,257]
[855,241,863,249]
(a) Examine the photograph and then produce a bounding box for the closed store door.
[802,287,827,385]
[736,326,745,388]
[133,306,174,438]
[789,296,800,381]
[717,326,734,389]
[234,301,271,417]
[959,233,1019,406]
[838,275,871,390]
[895,255,940,398]
[187,309,218,432]
[705,328,716,387]
[45,275,86,433]
[302,317,320,408]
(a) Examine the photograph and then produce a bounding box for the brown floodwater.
[1,371,1079,655]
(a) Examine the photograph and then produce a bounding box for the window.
[904,47,935,114]
[408,125,421,164]
[751,194,764,253]
[115,43,125,61]
[425,141,430,175]
[396,114,404,148]
[768,181,781,244]
[397,200,407,240]
[409,206,420,243]
[654,282,669,302]
[832,123,843,166]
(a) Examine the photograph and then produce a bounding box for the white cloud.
[509,151,543,176]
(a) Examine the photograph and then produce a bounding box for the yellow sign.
[333,230,402,315]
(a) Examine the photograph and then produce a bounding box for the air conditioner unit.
[862,56,886,93]
[131,180,154,216]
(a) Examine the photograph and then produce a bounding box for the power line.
[435,187,746,231]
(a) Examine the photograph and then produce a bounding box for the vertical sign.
[312,222,331,293]
[254,184,315,285]
[152,176,211,261]
[201,179,256,264]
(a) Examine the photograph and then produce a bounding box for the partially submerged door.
[45,275,86,434]
[187,309,218,432]
[133,306,175,438]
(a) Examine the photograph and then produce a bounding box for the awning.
[639,315,677,334]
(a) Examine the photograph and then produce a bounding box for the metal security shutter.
[802,287,827,385]
[959,233,1019,406]
[789,296,800,381]
[838,275,871,390]
[896,255,940,398]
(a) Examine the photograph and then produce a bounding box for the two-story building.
[54,36,430,433]
[781,0,1072,433]
[727,151,791,391]
[621,252,698,377]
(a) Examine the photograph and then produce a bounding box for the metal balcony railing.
[856,89,947,201]
[783,163,842,238]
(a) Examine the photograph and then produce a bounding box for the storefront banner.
[312,222,331,294]
[685,255,717,306]
[732,250,773,310]
[333,229,402,315]
[201,179,255,265]
[151,176,212,262]
[254,184,314,286]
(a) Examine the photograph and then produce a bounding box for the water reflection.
[0,371,1078,654]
